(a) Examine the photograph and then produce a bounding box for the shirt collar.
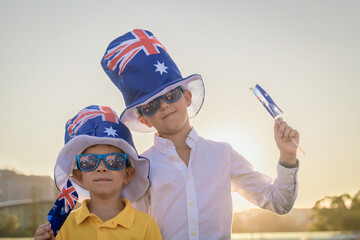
[75,199,91,224]
[153,128,199,151]
[113,198,135,229]
[186,128,198,148]
[75,198,135,229]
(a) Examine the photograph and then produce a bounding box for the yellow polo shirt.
[56,198,162,240]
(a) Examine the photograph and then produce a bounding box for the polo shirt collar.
[113,198,135,229]
[75,198,135,229]
[75,199,91,224]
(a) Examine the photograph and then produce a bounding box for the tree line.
[311,190,360,231]
[1,190,360,236]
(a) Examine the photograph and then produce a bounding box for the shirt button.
[170,155,175,160]
[166,141,171,146]
[189,202,194,207]
[187,174,190,179]
[191,232,196,236]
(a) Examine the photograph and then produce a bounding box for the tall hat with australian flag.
[54,105,150,203]
[101,29,205,132]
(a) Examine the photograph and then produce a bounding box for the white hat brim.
[54,135,149,203]
[120,74,205,132]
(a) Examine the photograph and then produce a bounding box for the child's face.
[139,89,192,136]
[73,144,134,198]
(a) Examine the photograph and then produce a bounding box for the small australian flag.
[47,179,78,236]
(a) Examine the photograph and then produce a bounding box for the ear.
[123,167,135,185]
[183,90,192,107]
[73,170,85,187]
[138,115,153,128]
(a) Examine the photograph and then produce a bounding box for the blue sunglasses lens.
[77,155,98,171]
[162,87,182,102]
[138,87,182,116]
[104,154,126,170]
[76,153,127,171]
[138,98,158,116]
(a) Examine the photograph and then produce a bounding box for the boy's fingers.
[34,223,51,239]
[34,232,51,240]
[274,118,283,138]
[50,230,55,240]
[277,120,288,137]
[289,129,298,138]
[34,224,50,235]
[274,117,283,128]
[283,126,292,141]
[290,129,300,142]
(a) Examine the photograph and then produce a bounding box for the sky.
[0,0,359,211]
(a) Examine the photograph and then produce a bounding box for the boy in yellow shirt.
[34,105,162,240]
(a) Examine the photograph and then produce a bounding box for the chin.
[93,190,116,197]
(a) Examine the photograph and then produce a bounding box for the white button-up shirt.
[133,129,298,240]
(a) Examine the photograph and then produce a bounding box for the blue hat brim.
[120,74,205,132]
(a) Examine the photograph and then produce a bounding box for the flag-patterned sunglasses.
[75,153,128,171]
[137,86,183,116]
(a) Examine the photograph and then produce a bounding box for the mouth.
[162,111,176,119]
[94,178,112,182]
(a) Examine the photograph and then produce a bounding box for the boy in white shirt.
[101,29,300,240]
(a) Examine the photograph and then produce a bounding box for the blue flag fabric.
[47,179,78,236]
[252,84,283,118]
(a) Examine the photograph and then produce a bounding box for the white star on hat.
[103,126,118,137]
[154,61,168,75]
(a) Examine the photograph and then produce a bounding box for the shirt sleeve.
[229,144,299,214]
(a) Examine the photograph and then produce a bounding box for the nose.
[158,98,169,111]
[96,159,108,172]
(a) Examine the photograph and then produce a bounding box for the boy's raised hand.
[34,222,55,240]
[274,118,299,164]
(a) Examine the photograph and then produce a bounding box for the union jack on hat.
[54,105,150,202]
[101,29,205,132]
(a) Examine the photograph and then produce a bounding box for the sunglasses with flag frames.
[137,86,184,116]
[75,153,129,172]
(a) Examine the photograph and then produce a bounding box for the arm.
[230,120,299,214]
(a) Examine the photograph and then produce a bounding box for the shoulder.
[56,207,79,236]
[61,201,88,227]
[197,135,233,150]
[126,202,160,233]
[133,205,156,223]
[128,205,162,238]
[141,146,157,157]
[125,200,157,224]
[63,207,79,223]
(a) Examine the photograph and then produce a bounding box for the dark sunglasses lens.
[140,99,158,116]
[105,154,126,169]
[163,87,181,102]
[78,155,98,171]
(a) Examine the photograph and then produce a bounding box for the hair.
[125,158,132,168]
